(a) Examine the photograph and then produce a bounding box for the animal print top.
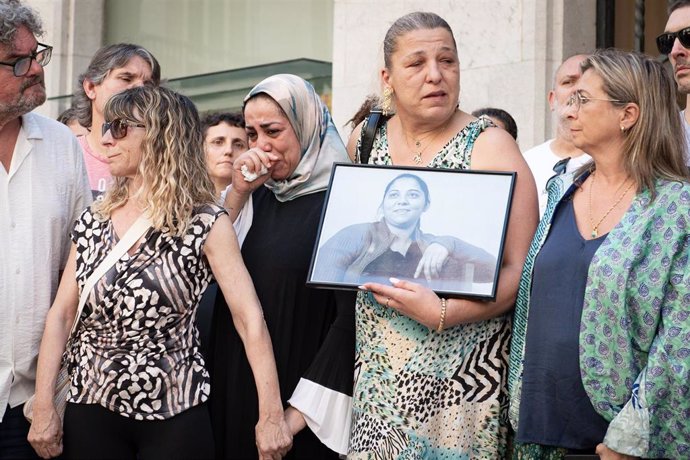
[66,205,225,420]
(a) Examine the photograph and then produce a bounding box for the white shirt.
[0,112,91,421]
[523,139,591,216]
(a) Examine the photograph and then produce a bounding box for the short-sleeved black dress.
[209,187,355,459]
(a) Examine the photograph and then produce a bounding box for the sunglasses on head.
[656,26,690,55]
[102,118,145,139]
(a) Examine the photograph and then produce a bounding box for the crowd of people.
[1,0,689,459]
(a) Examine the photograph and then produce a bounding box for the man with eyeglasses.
[658,0,690,166]
[0,1,91,457]
[72,43,160,200]
[522,54,592,216]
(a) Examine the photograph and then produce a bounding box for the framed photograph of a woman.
[307,164,516,300]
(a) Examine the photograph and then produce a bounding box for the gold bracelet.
[437,297,447,332]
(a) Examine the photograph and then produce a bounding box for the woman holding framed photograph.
[345,11,538,459]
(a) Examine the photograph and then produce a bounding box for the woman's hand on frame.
[255,412,293,460]
[360,277,442,330]
[27,404,63,459]
[415,242,449,280]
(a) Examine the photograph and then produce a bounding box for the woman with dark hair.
[211,74,355,459]
[27,86,291,460]
[346,11,538,459]
[509,49,690,459]
[471,107,518,141]
[311,172,496,290]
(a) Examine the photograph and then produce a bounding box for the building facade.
[27,0,668,149]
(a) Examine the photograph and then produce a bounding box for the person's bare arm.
[28,245,79,459]
[204,215,292,458]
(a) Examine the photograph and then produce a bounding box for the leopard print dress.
[66,205,225,420]
[348,117,510,459]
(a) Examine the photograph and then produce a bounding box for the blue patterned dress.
[348,117,510,459]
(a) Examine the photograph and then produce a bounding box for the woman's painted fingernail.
[358,285,367,291]
[389,277,400,284]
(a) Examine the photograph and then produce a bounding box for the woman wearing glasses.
[509,49,690,459]
[27,86,292,459]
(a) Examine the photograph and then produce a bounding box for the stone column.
[26,0,104,117]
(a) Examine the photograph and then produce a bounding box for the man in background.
[658,0,690,165]
[523,54,591,215]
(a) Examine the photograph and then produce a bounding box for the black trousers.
[63,402,214,460]
[0,404,41,459]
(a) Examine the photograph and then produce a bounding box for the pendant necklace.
[406,124,448,165]
[588,171,634,238]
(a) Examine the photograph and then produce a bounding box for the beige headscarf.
[243,74,350,202]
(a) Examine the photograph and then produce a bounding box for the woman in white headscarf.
[209,74,354,459]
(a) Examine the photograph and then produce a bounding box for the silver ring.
[385,297,391,307]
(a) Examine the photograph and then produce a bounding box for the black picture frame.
[307,163,516,300]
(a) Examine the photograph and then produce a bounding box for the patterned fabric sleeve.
[70,207,92,245]
[581,181,690,458]
[603,216,690,457]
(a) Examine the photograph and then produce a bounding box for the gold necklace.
[405,126,448,165]
[404,131,436,165]
[588,171,635,238]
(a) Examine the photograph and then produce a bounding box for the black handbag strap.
[358,109,389,165]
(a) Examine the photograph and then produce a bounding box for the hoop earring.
[382,87,393,116]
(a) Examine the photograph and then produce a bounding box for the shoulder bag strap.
[358,109,387,165]
[68,214,152,337]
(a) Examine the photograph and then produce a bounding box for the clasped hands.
[27,402,63,459]
[255,411,294,460]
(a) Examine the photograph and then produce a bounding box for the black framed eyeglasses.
[0,43,52,77]
[656,27,690,55]
[102,119,146,139]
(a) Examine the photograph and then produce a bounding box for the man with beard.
[658,0,690,165]
[522,54,591,215]
[0,1,90,457]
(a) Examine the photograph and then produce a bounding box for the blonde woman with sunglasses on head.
[27,86,291,460]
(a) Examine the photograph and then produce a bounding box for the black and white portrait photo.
[308,164,515,299]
